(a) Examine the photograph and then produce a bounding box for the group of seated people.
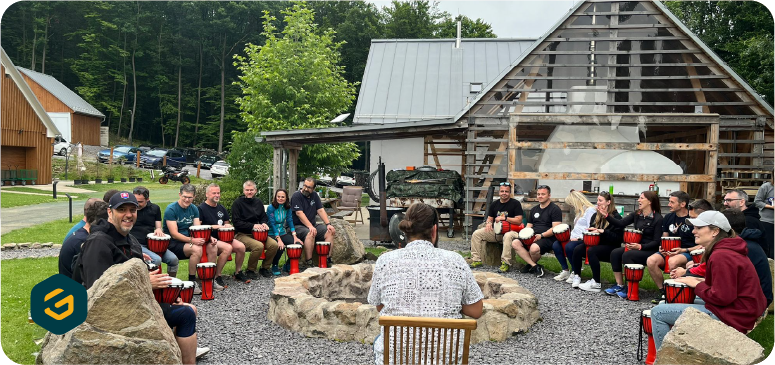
[58,177,337,364]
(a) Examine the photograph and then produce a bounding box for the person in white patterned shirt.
[368,203,483,364]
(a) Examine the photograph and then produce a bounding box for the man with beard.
[59,199,108,278]
[724,189,768,255]
[511,185,562,278]
[231,180,279,279]
[468,182,524,273]
[76,191,202,364]
[130,186,179,279]
[290,177,336,269]
[198,183,249,284]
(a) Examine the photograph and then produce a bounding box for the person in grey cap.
[648,210,767,356]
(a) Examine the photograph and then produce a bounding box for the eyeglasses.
[499,182,511,186]
[723,198,743,203]
[302,184,315,190]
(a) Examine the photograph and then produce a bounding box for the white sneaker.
[553,270,571,281]
[579,279,601,293]
[566,273,575,284]
[196,347,210,359]
[571,274,581,288]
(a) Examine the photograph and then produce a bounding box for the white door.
[48,112,71,142]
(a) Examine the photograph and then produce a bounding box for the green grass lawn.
[2,187,59,194]
[0,193,87,209]
[1,215,84,244]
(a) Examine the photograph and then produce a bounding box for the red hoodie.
[696,236,767,333]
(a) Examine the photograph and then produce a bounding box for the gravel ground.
[6,241,653,364]
[1,248,60,260]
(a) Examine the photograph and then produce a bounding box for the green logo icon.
[30,274,87,335]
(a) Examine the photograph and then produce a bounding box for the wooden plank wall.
[20,73,70,112]
[72,113,101,145]
[1,146,27,170]
[1,64,53,183]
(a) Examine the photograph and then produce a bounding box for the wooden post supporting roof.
[271,142,302,195]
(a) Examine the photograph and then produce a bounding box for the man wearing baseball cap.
[75,191,202,364]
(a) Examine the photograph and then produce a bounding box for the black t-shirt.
[198,202,230,240]
[291,191,323,226]
[487,199,524,221]
[662,212,696,248]
[59,227,89,278]
[130,202,162,246]
[528,202,563,234]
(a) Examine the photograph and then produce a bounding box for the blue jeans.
[563,240,585,275]
[142,246,180,274]
[551,240,569,270]
[650,302,718,350]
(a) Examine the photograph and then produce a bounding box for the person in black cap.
[75,191,202,364]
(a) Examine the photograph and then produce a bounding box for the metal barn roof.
[16,66,105,118]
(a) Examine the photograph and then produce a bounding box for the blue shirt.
[267,204,295,237]
[64,220,86,244]
[162,202,200,237]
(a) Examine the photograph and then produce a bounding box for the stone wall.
[268,265,540,345]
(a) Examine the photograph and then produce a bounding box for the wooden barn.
[260,0,774,229]
[16,66,104,146]
[1,47,61,185]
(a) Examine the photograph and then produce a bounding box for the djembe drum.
[146,262,162,275]
[147,233,171,255]
[190,225,212,262]
[218,227,235,261]
[640,309,656,365]
[690,248,704,264]
[624,228,642,252]
[286,244,303,274]
[316,241,331,268]
[664,279,696,304]
[179,281,195,303]
[518,227,536,246]
[624,264,645,301]
[582,231,601,265]
[154,278,183,305]
[661,237,681,273]
[196,262,216,300]
[252,228,268,260]
[553,224,571,252]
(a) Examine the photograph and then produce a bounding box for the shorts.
[534,238,554,254]
[649,251,693,262]
[295,224,327,242]
[167,239,189,260]
[164,304,196,337]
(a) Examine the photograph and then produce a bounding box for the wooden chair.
[379,316,477,365]
[337,186,364,225]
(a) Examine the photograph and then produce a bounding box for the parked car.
[193,154,219,170]
[318,173,356,188]
[98,145,141,164]
[140,149,185,169]
[210,160,230,178]
[53,136,70,156]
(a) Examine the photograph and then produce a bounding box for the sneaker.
[604,284,624,296]
[234,271,251,283]
[192,281,202,295]
[579,279,601,292]
[651,290,665,304]
[302,259,314,270]
[213,276,226,291]
[498,262,510,273]
[571,274,581,288]
[259,268,273,278]
[469,261,483,268]
[519,264,533,274]
[616,287,629,299]
[271,264,281,276]
[196,347,210,359]
[245,270,259,280]
[553,270,570,281]
[282,261,290,273]
[531,264,545,278]
[565,273,575,284]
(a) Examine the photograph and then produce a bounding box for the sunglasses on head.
[537,185,549,190]
[499,182,511,186]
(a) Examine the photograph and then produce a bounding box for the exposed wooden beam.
[509,113,720,126]
[510,142,716,151]
[508,172,715,183]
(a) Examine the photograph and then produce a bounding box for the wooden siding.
[20,73,70,112]
[1,146,27,170]
[72,113,101,145]
[1,64,54,183]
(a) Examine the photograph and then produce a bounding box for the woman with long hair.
[650,211,767,353]
[368,203,483,364]
[572,191,624,291]
[552,190,596,282]
[267,189,303,275]
[602,191,663,299]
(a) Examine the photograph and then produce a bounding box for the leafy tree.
[382,1,444,39]
[231,3,359,193]
[436,15,497,38]
[665,1,774,105]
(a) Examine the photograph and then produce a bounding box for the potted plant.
[117,157,128,182]
[94,165,103,184]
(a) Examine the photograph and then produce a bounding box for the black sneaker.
[651,290,666,304]
[520,264,533,274]
[245,270,259,280]
[531,264,545,278]
[258,268,272,278]
[234,271,251,283]
[301,259,313,270]
[214,276,227,291]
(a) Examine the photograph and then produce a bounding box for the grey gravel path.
[1,248,60,260]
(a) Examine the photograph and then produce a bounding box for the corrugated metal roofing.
[353,38,536,125]
[16,66,105,118]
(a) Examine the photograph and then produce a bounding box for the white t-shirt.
[571,207,597,240]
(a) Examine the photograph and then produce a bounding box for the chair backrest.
[340,186,363,208]
[379,316,477,365]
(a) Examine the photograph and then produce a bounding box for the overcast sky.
[370,0,580,39]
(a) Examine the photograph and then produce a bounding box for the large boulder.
[655,307,765,365]
[328,218,365,265]
[37,259,182,364]
[470,272,540,343]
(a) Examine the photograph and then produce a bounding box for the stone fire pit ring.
[268,264,540,344]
